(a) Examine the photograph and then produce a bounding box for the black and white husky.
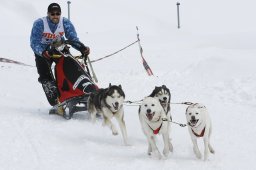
[87,84,128,145]
[149,85,171,118]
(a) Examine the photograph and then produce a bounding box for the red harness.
[192,127,205,137]
[153,123,163,134]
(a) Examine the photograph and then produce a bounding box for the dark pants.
[35,54,58,106]
[35,54,54,82]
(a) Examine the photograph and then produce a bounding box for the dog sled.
[47,39,98,119]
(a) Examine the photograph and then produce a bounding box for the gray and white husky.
[149,85,171,119]
[87,84,128,145]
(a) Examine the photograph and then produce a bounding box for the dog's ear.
[185,107,189,114]
[162,85,166,88]
[118,84,122,89]
[109,83,112,87]
[149,87,158,97]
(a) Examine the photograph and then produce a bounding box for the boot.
[41,80,58,106]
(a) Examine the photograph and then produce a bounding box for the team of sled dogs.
[87,84,215,160]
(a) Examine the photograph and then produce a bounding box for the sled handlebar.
[46,40,88,60]
[74,55,88,60]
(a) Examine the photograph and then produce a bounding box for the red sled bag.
[54,56,98,103]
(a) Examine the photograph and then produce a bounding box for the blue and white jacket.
[30,16,81,57]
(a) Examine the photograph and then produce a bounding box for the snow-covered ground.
[0,0,256,169]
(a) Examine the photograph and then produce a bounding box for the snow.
[0,0,256,169]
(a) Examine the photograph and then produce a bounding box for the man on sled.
[30,3,98,118]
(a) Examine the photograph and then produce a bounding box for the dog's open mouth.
[146,112,154,121]
[112,103,119,111]
[159,100,167,107]
[189,119,199,127]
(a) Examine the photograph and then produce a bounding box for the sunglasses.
[50,12,61,16]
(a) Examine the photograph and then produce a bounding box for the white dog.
[185,103,215,160]
[87,84,128,145]
[138,97,171,159]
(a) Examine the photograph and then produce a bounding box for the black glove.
[42,50,51,60]
[83,46,90,56]
[81,46,90,61]
[65,40,90,60]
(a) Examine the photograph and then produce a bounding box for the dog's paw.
[209,145,215,154]
[90,113,96,123]
[147,146,152,155]
[169,142,173,152]
[112,130,118,135]
[204,150,209,161]
[196,153,202,159]
[163,149,169,157]
[152,151,162,160]
[124,143,132,146]
[123,140,132,146]
[193,147,202,159]
[203,154,209,161]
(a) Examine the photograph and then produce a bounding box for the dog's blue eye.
[151,104,155,106]
[189,113,192,115]
[144,104,147,107]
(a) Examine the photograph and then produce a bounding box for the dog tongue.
[147,114,153,120]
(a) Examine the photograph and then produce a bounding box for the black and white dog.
[87,84,128,145]
[149,85,171,118]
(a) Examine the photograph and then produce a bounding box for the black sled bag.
[54,56,98,103]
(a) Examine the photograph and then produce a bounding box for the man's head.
[47,3,61,24]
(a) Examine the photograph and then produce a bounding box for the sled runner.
[47,39,98,119]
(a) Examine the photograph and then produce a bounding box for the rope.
[124,100,194,106]
[170,102,194,105]
[91,40,139,63]
[0,57,34,67]
[169,120,187,127]
[123,100,142,106]
[124,100,142,104]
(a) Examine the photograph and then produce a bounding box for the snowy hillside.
[0,0,256,170]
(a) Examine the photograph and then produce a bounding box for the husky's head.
[139,97,164,121]
[149,85,171,112]
[104,84,125,112]
[185,103,206,127]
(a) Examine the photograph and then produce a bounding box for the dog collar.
[191,127,205,137]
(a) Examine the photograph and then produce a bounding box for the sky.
[0,0,256,170]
